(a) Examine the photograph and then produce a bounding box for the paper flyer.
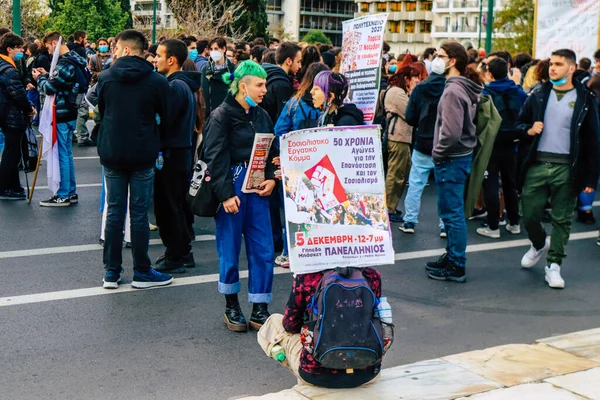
[241,133,275,193]
[281,125,395,274]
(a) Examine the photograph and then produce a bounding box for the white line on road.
[1,230,597,308]
[73,156,100,160]
[0,235,216,260]
[37,183,102,190]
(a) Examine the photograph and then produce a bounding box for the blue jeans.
[56,121,77,198]
[404,150,444,229]
[103,167,154,273]
[435,154,472,268]
[215,167,275,303]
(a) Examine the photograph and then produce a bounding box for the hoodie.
[406,73,446,155]
[261,63,293,124]
[321,103,364,127]
[200,58,236,118]
[164,71,202,157]
[432,76,482,162]
[97,56,170,171]
[482,77,527,146]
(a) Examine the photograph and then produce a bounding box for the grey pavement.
[1,144,599,400]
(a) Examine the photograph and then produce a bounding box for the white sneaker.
[506,224,521,235]
[521,238,550,268]
[275,254,290,268]
[477,227,500,239]
[545,264,565,289]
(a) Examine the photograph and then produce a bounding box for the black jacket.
[0,58,31,131]
[261,63,293,124]
[203,94,276,202]
[67,43,88,60]
[200,59,236,118]
[34,50,51,72]
[406,72,446,156]
[97,56,170,171]
[321,103,364,127]
[517,81,599,193]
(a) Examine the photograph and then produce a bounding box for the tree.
[301,29,332,45]
[48,0,130,41]
[230,0,267,40]
[120,0,133,29]
[492,0,534,54]
[0,0,49,39]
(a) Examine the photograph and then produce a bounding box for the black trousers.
[483,147,520,230]
[0,128,24,192]
[154,150,192,259]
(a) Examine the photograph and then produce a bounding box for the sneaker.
[427,262,467,283]
[69,194,78,204]
[426,253,449,271]
[545,264,565,289]
[498,218,507,226]
[40,195,70,207]
[275,254,290,268]
[389,212,404,223]
[399,222,415,234]
[476,227,500,239]
[78,138,95,147]
[156,253,195,269]
[468,208,487,220]
[577,210,596,225]
[506,224,521,235]
[440,229,447,239]
[131,269,173,289]
[0,189,26,201]
[154,256,186,274]
[103,269,122,289]
[521,238,550,268]
[149,223,158,231]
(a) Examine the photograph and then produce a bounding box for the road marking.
[1,230,597,308]
[73,156,100,160]
[0,235,216,260]
[37,183,102,190]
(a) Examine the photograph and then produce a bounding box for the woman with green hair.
[203,60,278,332]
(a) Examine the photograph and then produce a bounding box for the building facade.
[131,0,177,30]
[355,0,434,56]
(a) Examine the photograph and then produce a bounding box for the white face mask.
[210,50,223,62]
[431,57,446,75]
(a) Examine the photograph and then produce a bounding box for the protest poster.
[241,133,275,193]
[281,125,395,274]
[340,13,389,124]
[534,0,600,61]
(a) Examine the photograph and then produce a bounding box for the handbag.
[186,156,221,218]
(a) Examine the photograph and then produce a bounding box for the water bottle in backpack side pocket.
[155,152,164,170]
[271,344,286,362]
[378,297,394,351]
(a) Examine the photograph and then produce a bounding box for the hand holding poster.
[281,126,395,274]
[341,13,389,124]
[241,133,275,193]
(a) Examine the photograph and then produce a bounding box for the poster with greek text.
[241,133,275,193]
[534,0,599,61]
[281,126,395,274]
[341,13,389,124]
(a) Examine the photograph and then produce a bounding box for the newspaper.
[241,133,275,193]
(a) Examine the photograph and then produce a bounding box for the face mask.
[244,92,258,107]
[99,45,109,53]
[13,52,24,62]
[431,57,446,75]
[549,71,571,86]
[210,50,222,62]
[389,65,397,74]
[188,49,198,60]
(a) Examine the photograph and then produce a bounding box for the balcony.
[435,0,450,8]
[452,25,478,33]
[452,0,481,8]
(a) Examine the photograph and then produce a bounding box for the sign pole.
[13,0,21,36]
[485,0,494,54]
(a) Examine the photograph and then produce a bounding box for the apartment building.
[131,0,177,29]
[355,0,434,55]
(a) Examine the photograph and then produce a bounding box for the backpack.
[294,100,319,130]
[62,57,92,94]
[308,268,385,370]
[416,94,440,142]
[485,87,522,145]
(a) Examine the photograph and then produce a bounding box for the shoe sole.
[440,233,447,238]
[131,277,173,289]
[249,320,265,331]
[521,250,549,268]
[184,262,195,268]
[545,276,565,289]
[70,199,78,204]
[103,278,122,289]
[224,315,248,332]
[506,230,521,235]
[476,231,500,239]
[468,212,488,220]
[399,227,415,234]
[154,266,186,274]
[0,196,26,201]
[40,202,70,207]
[427,273,467,283]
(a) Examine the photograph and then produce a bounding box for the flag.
[39,37,62,194]
[304,155,347,211]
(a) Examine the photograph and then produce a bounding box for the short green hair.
[223,60,267,95]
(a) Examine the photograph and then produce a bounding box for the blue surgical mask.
[13,52,24,62]
[550,71,571,87]
[99,45,109,53]
[245,94,258,108]
[188,49,198,60]
[388,65,397,74]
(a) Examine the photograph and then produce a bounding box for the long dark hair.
[294,62,329,100]
[441,42,483,85]
[296,45,321,82]
[388,65,419,92]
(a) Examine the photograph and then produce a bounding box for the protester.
[425,42,483,283]
[203,60,277,332]
[195,39,209,71]
[311,71,364,127]
[153,39,201,274]
[200,37,236,118]
[251,45,266,64]
[0,32,35,201]
[67,30,88,59]
[295,45,321,84]
[33,31,87,206]
[269,38,280,49]
[517,49,599,289]
[422,47,436,74]
[384,65,420,223]
[89,38,111,83]
[574,57,592,85]
[261,49,276,65]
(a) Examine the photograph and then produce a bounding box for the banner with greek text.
[534,0,599,61]
[341,13,389,124]
[281,126,394,274]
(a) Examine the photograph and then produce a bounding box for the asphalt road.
[1,144,599,400]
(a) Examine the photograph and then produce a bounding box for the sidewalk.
[237,328,600,400]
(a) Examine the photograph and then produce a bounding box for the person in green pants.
[517,49,599,289]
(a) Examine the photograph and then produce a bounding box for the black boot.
[224,294,247,332]
[249,303,270,330]
[425,253,449,272]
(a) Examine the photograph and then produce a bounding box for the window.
[405,21,415,33]
[405,1,417,11]
[420,1,433,11]
[421,21,432,33]
[390,2,402,11]
[389,21,401,33]
[267,0,282,10]
[360,3,370,12]
[377,2,388,12]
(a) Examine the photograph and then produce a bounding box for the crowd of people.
[0,24,599,389]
